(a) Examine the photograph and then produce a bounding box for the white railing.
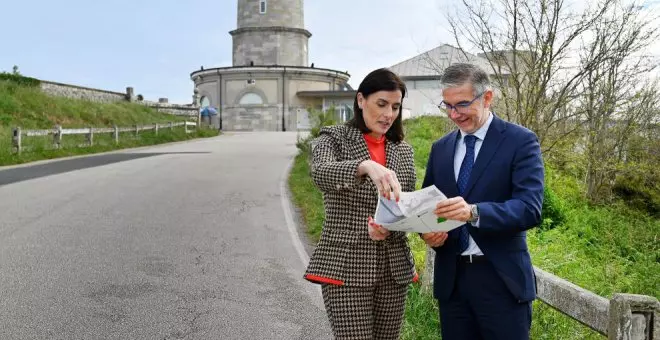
[11,121,197,154]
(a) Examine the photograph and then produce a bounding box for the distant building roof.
[388,44,507,78]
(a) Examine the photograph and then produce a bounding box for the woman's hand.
[368,216,390,241]
[421,232,448,247]
[357,160,401,201]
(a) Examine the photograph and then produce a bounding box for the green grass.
[401,284,441,340]
[288,152,325,242]
[0,79,217,165]
[288,116,659,340]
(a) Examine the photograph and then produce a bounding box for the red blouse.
[363,133,386,166]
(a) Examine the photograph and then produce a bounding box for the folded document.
[374,185,463,233]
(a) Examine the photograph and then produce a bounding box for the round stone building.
[191,0,354,131]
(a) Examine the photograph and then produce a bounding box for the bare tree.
[443,0,658,156]
[439,0,660,203]
[576,2,659,200]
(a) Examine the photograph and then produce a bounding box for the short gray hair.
[440,63,491,96]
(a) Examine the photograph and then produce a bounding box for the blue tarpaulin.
[200,106,218,116]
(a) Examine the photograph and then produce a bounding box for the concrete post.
[113,125,119,144]
[608,294,660,340]
[135,125,139,137]
[12,127,21,154]
[422,246,435,292]
[54,125,62,149]
[87,127,94,146]
[185,122,189,134]
[126,87,135,102]
[155,123,159,135]
[169,122,173,130]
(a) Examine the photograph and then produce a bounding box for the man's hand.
[368,216,390,241]
[434,197,472,222]
[421,232,448,247]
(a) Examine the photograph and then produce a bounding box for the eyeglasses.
[438,92,485,114]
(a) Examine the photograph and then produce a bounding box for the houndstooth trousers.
[321,244,409,340]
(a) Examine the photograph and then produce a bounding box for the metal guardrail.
[11,121,197,154]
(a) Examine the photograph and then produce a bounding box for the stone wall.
[141,101,199,118]
[40,80,127,103]
[38,79,198,120]
[231,27,309,66]
[222,105,281,131]
[237,0,304,29]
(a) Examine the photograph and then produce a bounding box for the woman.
[303,68,417,340]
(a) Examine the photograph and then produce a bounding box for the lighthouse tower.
[191,0,353,131]
[230,0,311,66]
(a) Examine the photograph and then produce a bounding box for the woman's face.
[357,90,402,138]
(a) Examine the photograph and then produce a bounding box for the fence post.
[155,123,159,135]
[12,127,21,154]
[169,122,173,130]
[421,246,435,292]
[135,125,139,137]
[608,294,659,340]
[54,125,62,149]
[185,121,189,134]
[87,127,94,146]
[607,294,660,340]
[114,125,119,144]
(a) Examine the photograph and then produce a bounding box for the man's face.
[441,83,493,134]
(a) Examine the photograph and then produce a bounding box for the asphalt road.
[0,132,331,339]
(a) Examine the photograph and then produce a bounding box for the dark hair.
[347,68,406,142]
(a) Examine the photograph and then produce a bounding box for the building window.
[260,0,267,14]
[239,92,264,105]
[200,96,210,108]
[415,80,441,89]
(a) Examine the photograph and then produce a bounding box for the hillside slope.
[0,78,216,165]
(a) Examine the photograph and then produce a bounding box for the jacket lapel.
[462,116,507,198]
[438,130,461,198]
[346,126,371,163]
[385,139,398,171]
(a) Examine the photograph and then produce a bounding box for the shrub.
[296,106,338,154]
[612,164,660,217]
[540,186,567,230]
[0,72,41,87]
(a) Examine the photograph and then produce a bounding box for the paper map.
[374,185,464,233]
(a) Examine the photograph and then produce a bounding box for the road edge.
[279,156,311,265]
[0,133,223,170]
[279,155,325,310]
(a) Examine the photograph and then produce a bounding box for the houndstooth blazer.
[303,124,417,287]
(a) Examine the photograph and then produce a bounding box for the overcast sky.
[0,0,657,104]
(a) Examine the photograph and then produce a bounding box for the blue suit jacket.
[422,115,544,303]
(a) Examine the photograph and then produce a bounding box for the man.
[421,63,544,340]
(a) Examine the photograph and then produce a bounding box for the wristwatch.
[468,204,479,224]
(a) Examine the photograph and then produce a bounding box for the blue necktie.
[456,135,477,253]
